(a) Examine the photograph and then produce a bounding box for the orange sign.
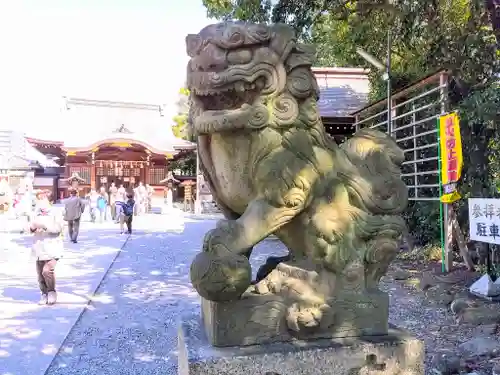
[439,112,463,203]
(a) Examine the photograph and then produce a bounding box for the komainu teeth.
[190,78,260,111]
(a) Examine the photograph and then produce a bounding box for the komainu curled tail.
[335,128,408,288]
[340,128,408,216]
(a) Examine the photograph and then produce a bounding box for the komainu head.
[185,22,320,134]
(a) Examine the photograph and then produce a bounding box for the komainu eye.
[227,49,253,65]
[223,26,245,47]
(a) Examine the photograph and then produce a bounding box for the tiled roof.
[313,67,370,118]
[317,87,369,117]
[61,98,195,153]
[0,130,59,169]
[26,142,60,167]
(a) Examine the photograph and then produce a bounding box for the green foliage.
[169,153,197,176]
[201,0,500,247]
[203,0,272,22]
[172,87,193,141]
[171,87,197,176]
[172,113,188,138]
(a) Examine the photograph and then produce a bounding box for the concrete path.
[43,214,286,375]
[0,219,129,375]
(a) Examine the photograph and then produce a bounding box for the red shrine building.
[28,97,196,199]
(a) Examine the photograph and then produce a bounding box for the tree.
[202,0,499,44]
[171,87,192,141]
[201,0,500,247]
[170,87,197,176]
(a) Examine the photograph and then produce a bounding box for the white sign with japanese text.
[469,198,500,244]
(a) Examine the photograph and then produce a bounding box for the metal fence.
[351,71,471,271]
[353,71,449,203]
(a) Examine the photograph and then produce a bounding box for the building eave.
[64,97,165,113]
[26,137,64,147]
[62,137,194,156]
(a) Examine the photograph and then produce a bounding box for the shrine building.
[313,67,369,142]
[28,97,196,199]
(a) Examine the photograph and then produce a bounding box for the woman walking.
[30,192,64,305]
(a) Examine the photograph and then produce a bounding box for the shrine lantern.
[180,179,196,212]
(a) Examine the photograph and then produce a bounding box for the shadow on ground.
[0,227,128,375]
[45,218,287,375]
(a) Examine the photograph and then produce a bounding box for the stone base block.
[178,315,424,375]
[202,289,389,347]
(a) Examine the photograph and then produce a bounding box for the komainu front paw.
[190,250,252,302]
[286,302,334,332]
[202,219,245,256]
[202,227,232,256]
[194,219,254,302]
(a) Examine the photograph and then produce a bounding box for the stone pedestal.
[178,315,424,375]
[201,289,390,347]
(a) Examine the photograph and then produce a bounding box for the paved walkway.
[42,214,286,375]
[0,211,285,375]
[0,218,129,375]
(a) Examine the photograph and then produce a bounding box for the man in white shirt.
[109,182,118,219]
[114,184,126,223]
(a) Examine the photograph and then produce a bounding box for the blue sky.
[0,0,211,140]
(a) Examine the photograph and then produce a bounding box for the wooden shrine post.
[90,151,96,188]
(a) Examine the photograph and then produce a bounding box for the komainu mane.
[185,22,408,346]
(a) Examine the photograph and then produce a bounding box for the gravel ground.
[45,216,498,375]
[381,263,500,373]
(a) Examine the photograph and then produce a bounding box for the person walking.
[146,184,153,213]
[86,187,99,223]
[108,182,118,221]
[137,182,146,215]
[63,188,85,243]
[30,195,64,305]
[133,185,140,216]
[97,186,108,222]
[114,184,126,223]
[116,192,135,235]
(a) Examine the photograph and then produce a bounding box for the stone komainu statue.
[186,22,408,346]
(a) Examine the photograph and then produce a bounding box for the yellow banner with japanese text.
[439,112,463,203]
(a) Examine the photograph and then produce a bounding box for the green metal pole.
[437,118,445,272]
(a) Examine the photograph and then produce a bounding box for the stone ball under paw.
[190,251,252,302]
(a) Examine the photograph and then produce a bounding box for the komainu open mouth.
[192,79,264,112]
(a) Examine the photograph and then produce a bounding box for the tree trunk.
[484,0,500,44]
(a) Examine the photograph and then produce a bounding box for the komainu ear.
[285,43,317,72]
[269,23,296,62]
[186,34,202,57]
